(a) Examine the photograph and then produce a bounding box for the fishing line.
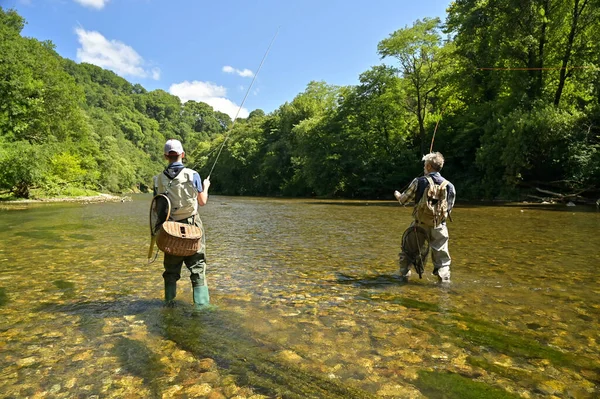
[205,27,280,179]
[478,66,599,71]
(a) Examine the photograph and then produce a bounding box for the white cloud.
[222,65,254,78]
[238,69,254,78]
[151,68,161,80]
[73,0,109,10]
[75,28,160,80]
[169,80,249,119]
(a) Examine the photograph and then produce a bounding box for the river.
[0,195,598,398]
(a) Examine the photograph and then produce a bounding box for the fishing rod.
[429,109,443,154]
[205,27,280,180]
[428,109,454,222]
[395,113,445,196]
[396,109,447,203]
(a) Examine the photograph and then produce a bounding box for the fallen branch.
[527,194,551,201]
[535,187,565,197]
[533,187,597,204]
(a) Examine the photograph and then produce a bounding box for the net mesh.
[401,225,430,278]
[150,194,171,236]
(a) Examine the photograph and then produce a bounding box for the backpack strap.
[438,179,449,191]
[424,176,435,190]
[437,180,449,224]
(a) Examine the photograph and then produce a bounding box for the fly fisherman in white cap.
[153,139,212,308]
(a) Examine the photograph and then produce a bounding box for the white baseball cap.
[164,139,184,155]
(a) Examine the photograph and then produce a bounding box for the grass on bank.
[1,187,103,201]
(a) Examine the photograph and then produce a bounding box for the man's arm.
[446,182,456,212]
[192,172,210,206]
[197,178,210,206]
[394,178,418,206]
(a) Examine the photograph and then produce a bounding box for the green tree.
[0,141,51,198]
[0,8,90,145]
[378,17,449,154]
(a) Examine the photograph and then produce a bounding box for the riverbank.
[0,193,131,204]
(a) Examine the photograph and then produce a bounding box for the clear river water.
[0,195,598,398]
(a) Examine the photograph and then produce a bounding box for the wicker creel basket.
[156,221,202,257]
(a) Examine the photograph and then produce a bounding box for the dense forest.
[1,4,599,202]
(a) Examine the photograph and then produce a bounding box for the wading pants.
[399,221,451,281]
[163,216,208,289]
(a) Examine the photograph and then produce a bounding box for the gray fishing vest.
[153,168,198,221]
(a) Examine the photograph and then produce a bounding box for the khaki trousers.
[399,222,451,281]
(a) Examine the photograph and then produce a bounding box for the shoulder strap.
[182,167,194,174]
[439,180,449,191]
[424,176,435,190]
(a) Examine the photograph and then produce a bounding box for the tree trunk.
[14,182,30,199]
[554,0,587,106]
[535,0,549,98]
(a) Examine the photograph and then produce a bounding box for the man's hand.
[203,178,211,191]
[394,190,401,200]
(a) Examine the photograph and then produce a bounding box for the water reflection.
[0,196,598,398]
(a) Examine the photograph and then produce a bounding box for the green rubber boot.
[164,281,177,307]
[192,285,210,309]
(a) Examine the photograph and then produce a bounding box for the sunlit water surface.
[0,195,599,398]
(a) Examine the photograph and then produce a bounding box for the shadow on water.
[155,308,376,399]
[0,287,8,307]
[334,272,459,292]
[50,280,77,299]
[37,298,377,399]
[334,272,406,288]
[114,337,165,399]
[36,297,163,317]
[414,370,521,399]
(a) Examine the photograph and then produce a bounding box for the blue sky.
[5,0,451,119]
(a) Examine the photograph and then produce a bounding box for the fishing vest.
[413,176,449,227]
[153,168,198,221]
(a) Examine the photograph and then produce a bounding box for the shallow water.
[0,195,599,398]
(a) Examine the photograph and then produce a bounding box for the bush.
[0,141,51,198]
